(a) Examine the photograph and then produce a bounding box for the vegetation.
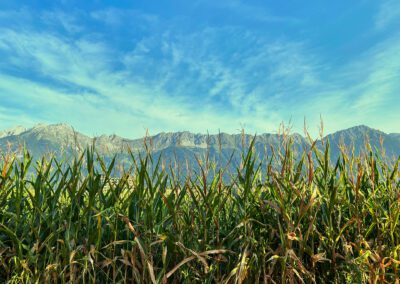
[0,133,399,283]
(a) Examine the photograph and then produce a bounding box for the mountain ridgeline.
[1,124,399,174]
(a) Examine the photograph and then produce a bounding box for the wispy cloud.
[0,3,399,137]
[375,0,400,30]
[196,0,300,24]
[0,20,289,135]
[40,10,84,34]
[295,32,400,133]
[90,8,159,28]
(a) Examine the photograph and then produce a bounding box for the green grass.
[0,137,399,283]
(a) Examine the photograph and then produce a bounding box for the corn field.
[0,136,399,283]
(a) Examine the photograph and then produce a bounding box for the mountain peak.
[349,125,375,131]
[329,125,384,137]
[0,124,399,164]
[31,123,48,129]
[30,123,79,134]
[0,125,27,138]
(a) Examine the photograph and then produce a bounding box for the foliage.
[0,137,399,283]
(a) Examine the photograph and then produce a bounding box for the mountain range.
[1,123,399,173]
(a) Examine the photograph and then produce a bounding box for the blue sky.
[0,0,399,137]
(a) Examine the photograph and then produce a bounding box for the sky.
[0,0,399,138]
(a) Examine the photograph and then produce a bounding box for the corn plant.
[0,136,399,283]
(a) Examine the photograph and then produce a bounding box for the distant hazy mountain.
[0,124,399,172]
[389,133,400,143]
[0,123,92,156]
[322,125,400,162]
[0,125,27,138]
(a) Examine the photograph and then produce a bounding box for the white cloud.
[90,8,159,27]
[195,0,300,24]
[375,0,400,30]
[0,26,287,136]
[291,33,400,134]
[40,10,84,34]
[0,5,399,138]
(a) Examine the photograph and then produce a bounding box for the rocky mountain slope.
[322,125,400,161]
[0,124,399,171]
